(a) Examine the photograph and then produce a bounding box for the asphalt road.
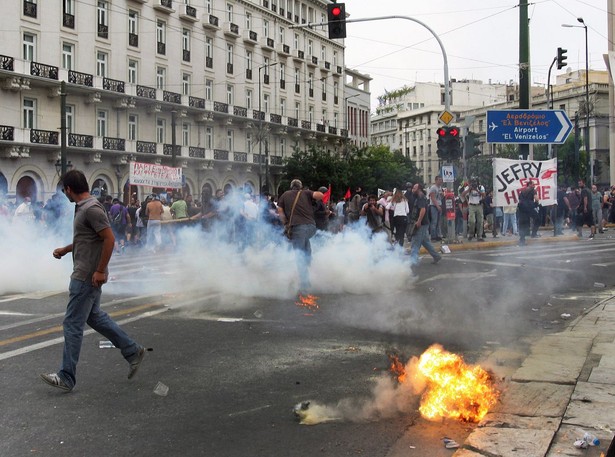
[1,233,612,457]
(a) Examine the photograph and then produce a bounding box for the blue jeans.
[409,224,440,266]
[58,278,140,389]
[428,206,441,238]
[289,223,317,289]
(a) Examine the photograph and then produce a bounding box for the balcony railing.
[270,113,281,124]
[270,156,283,165]
[68,133,94,148]
[328,126,338,135]
[316,124,325,133]
[98,23,109,39]
[189,96,205,109]
[246,68,252,79]
[163,144,181,156]
[0,55,14,71]
[280,79,285,90]
[24,0,37,18]
[189,147,205,158]
[205,56,213,68]
[253,110,265,121]
[137,141,157,154]
[157,41,166,55]
[31,129,59,145]
[253,153,265,164]
[301,120,311,130]
[129,33,139,47]
[233,106,247,117]
[163,91,181,104]
[0,125,15,141]
[30,61,58,80]
[103,137,125,151]
[249,30,257,41]
[287,117,298,127]
[226,63,233,74]
[213,101,228,113]
[68,70,93,87]
[63,13,75,28]
[183,49,190,62]
[136,85,157,99]
[234,152,247,162]
[213,149,228,160]
[184,4,196,18]
[103,77,125,93]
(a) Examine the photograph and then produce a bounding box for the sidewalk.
[455,290,615,457]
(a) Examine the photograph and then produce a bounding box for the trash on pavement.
[443,438,460,449]
[560,313,571,319]
[253,310,263,318]
[574,439,588,449]
[99,340,115,349]
[153,381,169,397]
[594,282,606,288]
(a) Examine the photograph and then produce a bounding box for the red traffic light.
[448,127,459,137]
[331,6,342,17]
[436,127,447,137]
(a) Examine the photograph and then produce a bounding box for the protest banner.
[129,161,183,189]
[493,158,557,207]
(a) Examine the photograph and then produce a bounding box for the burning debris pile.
[295,294,319,314]
[294,344,499,425]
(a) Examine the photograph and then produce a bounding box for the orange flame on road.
[295,294,319,312]
[390,345,499,423]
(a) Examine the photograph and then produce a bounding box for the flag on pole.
[322,185,331,204]
[344,187,351,200]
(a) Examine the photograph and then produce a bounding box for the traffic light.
[436,126,461,161]
[465,132,482,158]
[557,47,568,70]
[327,2,346,39]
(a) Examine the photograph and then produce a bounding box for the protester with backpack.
[109,198,130,254]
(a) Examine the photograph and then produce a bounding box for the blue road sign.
[486,109,573,144]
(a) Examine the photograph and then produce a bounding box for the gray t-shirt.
[71,197,110,281]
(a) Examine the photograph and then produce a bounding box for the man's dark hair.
[61,170,89,194]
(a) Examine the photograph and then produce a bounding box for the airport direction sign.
[486,109,573,144]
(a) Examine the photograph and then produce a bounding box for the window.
[128,10,138,35]
[245,12,252,30]
[62,42,74,70]
[280,137,286,156]
[246,89,253,109]
[97,1,108,38]
[333,50,338,68]
[128,59,138,84]
[279,63,285,82]
[293,33,299,50]
[182,123,190,146]
[227,129,234,152]
[295,101,300,119]
[156,118,166,143]
[308,106,314,123]
[320,13,326,31]
[226,84,234,105]
[182,73,191,96]
[280,98,286,117]
[128,114,138,141]
[23,33,35,62]
[308,72,313,91]
[156,66,166,90]
[23,98,36,129]
[227,43,233,65]
[278,26,285,44]
[205,126,213,148]
[65,105,74,133]
[307,39,313,56]
[294,68,300,84]
[226,3,233,22]
[96,51,107,77]
[205,79,213,100]
[97,110,107,137]
[64,0,74,15]
[182,29,191,61]
[321,45,326,61]
[263,19,269,38]
[205,36,213,68]
[246,132,253,152]
[333,112,338,128]
[156,20,166,54]
[263,94,270,113]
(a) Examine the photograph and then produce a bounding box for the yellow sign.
[439,111,455,125]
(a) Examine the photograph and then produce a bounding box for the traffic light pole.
[291,15,451,111]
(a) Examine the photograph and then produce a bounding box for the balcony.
[307,56,318,67]
[243,30,258,45]
[163,144,181,156]
[0,55,14,71]
[270,156,283,166]
[276,43,291,57]
[128,33,139,47]
[336,65,343,75]
[30,61,58,80]
[68,133,94,148]
[316,124,325,133]
[261,37,275,51]
[301,120,311,130]
[179,4,198,22]
[97,23,109,39]
[163,91,181,104]
[63,13,75,28]
[0,125,15,141]
[137,141,157,154]
[234,152,247,162]
[136,85,157,99]
[328,126,338,135]
[202,14,219,30]
[223,22,240,38]
[103,77,125,93]
[233,106,247,117]
[189,96,205,109]
[153,0,174,13]
[293,50,304,62]
[69,70,93,87]
[287,117,298,128]
[157,41,166,55]
[271,3,277,13]
[320,61,331,72]
[270,113,281,124]
[213,101,228,113]
[213,149,228,160]
[253,110,265,121]
[189,146,205,158]
[31,129,59,145]
[23,0,37,18]
[103,137,126,151]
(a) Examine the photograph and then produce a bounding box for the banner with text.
[493,158,557,207]
[129,161,183,189]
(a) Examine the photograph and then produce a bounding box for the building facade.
[344,67,371,151]
[0,0,349,204]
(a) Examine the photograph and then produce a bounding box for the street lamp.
[258,61,278,194]
[562,18,590,183]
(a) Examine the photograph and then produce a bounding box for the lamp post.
[258,61,278,194]
[562,18,590,183]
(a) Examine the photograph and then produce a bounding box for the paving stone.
[588,366,615,384]
[465,427,554,457]
[492,381,573,417]
[452,450,484,457]
[513,355,587,384]
[571,381,615,403]
[564,399,615,430]
[479,412,560,432]
[597,356,615,368]
[528,335,593,357]
[590,342,615,355]
[546,424,611,457]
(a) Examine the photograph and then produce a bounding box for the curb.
[417,234,579,254]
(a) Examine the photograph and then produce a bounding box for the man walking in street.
[577,179,596,239]
[277,179,324,290]
[461,177,486,242]
[428,176,444,241]
[408,183,442,269]
[40,170,145,392]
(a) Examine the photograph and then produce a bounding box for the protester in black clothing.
[576,179,595,238]
[518,181,539,245]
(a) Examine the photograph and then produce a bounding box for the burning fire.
[295,294,319,312]
[390,345,499,423]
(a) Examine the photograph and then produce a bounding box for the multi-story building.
[0,0,349,204]
[344,68,370,151]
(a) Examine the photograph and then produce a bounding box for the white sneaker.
[40,373,72,391]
